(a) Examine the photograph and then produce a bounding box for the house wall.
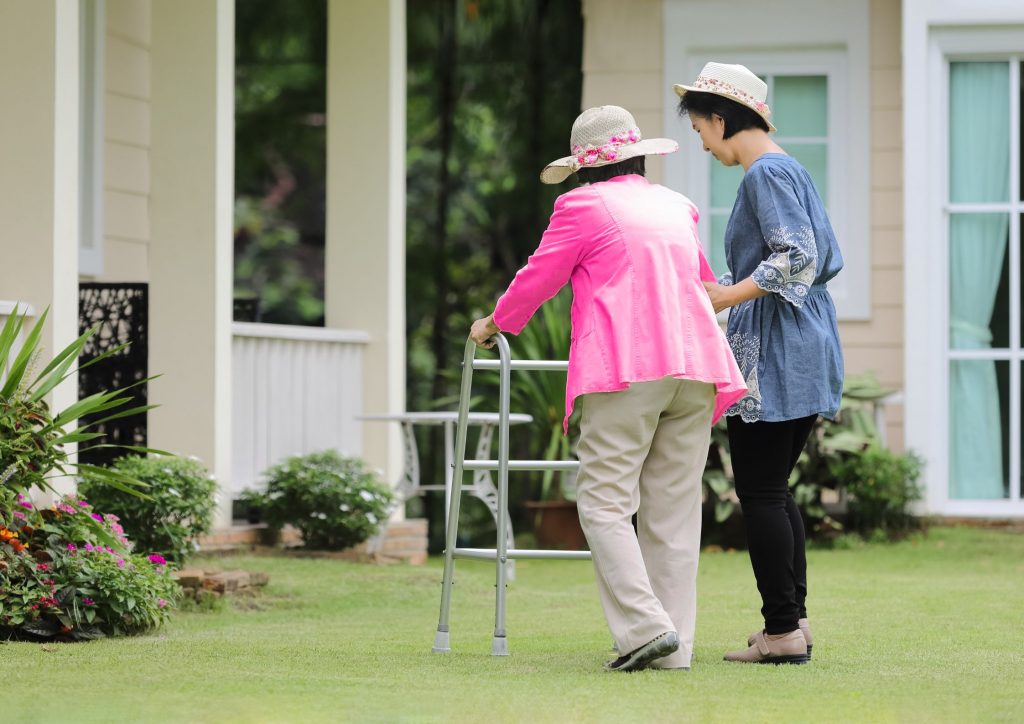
[0,2,82,488]
[581,0,906,449]
[581,0,666,184]
[842,0,905,450]
[98,0,152,282]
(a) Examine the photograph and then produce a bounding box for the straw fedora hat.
[540,105,679,184]
[673,62,777,133]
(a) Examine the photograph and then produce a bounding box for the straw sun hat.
[673,62,777,133]
[540,105,679,184]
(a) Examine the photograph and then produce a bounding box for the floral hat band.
[689,76,771,116]
[541,106,679,184]
[571,127,642,169]
[673,62,777,133]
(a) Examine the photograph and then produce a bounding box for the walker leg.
[491,335,513,656]
[432,339,477,653]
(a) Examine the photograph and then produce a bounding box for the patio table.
[360,412,533,539]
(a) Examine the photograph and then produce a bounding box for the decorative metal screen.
[77,284,148,467]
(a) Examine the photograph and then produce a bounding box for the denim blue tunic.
[719,153,844,422]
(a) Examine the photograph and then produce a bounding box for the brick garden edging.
[174,569,270,600]
[195,518,428,565]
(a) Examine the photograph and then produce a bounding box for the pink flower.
[91,513,103,522]
[148,554,168,566]
[116,559,125,568]
[18,501,32,510]
[78,500,90,507]
[13,511,26,521]
[37,563,49,571]
[83,598,95,606]
[66,543,77,553]
[157,599,168,608]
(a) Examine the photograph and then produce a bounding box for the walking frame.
[432,333,591,656]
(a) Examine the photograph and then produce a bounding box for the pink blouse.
[493,175,747,431]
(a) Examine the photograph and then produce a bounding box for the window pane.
[710,162,744,209]
[949,359,1009,500]
[708,214,730,277]
[787,143,828,203]
[949,62,1009,203]
[771,76,827,137]
[948,214,1010,350]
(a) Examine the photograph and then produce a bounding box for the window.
[79,0,105,276]
[945,58,1022,502]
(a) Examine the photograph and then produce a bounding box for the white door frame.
[904,15,1024,517]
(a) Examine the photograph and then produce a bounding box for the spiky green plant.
[0,306,162,504]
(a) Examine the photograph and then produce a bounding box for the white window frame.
[907,25,1024,517]
[78,0,105,277]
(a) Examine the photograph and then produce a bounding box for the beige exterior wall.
[581,0,665,184]
[148,0,235,527]
[99,0,152,282]
[840,0,905,451]
[325,0,406,486]
[0,2,82,488]
[582,0,906,449]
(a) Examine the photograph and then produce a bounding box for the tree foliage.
[234,0,327,326]
[406,1,583,543]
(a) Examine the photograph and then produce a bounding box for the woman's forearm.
[726,276,770,306]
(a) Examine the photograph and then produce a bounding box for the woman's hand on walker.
[470,314,500,348]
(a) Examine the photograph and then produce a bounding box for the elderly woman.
[676,62,845,665]
[469,105,746,672]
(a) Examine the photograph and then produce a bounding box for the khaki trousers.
[575,377,714,669]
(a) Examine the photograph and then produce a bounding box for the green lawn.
[6,527,1023,723]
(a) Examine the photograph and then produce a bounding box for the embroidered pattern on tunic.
[751,225,818,307]
[724,331,763,422]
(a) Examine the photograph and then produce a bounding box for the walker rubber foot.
[432,630,450,653]
[491,635,509,656]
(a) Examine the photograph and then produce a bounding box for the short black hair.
[676,90,770,139]
[575,155,646,184]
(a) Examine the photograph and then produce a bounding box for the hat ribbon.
[571,127,642,168]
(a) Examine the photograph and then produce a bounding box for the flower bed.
[0,495,179,641]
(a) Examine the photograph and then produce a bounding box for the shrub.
[244,450,393,550]
[0,495,178,641]
[832,447,924,535]
[78,455,218,565]
[701,373,910,542]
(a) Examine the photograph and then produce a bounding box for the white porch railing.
[231,322,369,500]
[0,301,36,381]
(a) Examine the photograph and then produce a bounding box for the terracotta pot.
[524,500,588,551]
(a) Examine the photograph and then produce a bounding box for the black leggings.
[727,414,817,634]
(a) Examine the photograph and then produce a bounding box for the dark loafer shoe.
[603,631,680,672]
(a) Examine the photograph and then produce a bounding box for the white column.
[326,0,407,496]
[149,0,235,528]
[0,1,81,499]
